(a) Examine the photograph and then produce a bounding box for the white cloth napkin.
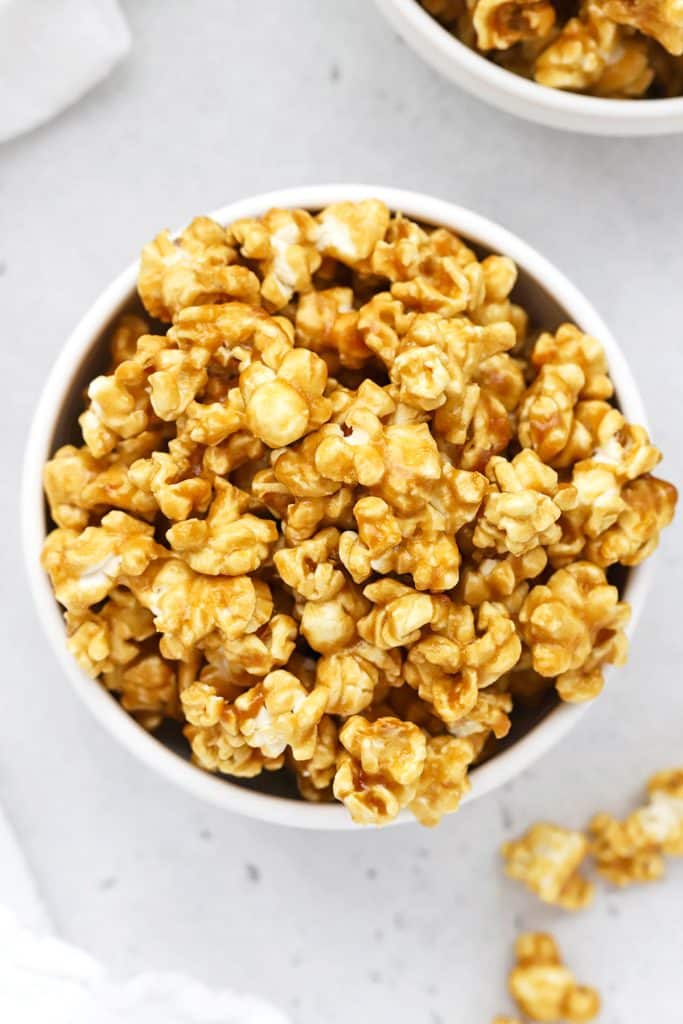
[0,0,131,143]
[0,805,289,1023]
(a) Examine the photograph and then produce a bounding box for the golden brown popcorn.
[409,735,474,826]
[232,669,329,761]
[518,364,589,465]
[599,0,683,52]
[240,347,333,448]
[520,562,629,701]
[295,287,371,369]
[103,653,178,730]
[358,579,434,650]
[535,3,654,95]
[41,200,677,825]
[502,823,595,910]
[531,324,613,401]
[473,450,577,556]
[472,0,556,50]
[66,587,155,677]
[333,715,427,824]
[231,208,321,311]
[138,217,257,322]
[316,641,402,715]
[458,547,548,606]
[41,511,162,613]
[508,932,601,1023]
[128,449,212,522]
[292,715,339,801]
[166,479,278,575]
[585,475,677,566]
[273,527,344,601]
[315,199,390,268]
[299,579,369,655]
[127,558,267,660]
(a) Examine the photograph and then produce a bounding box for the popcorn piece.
[358,579,434,650]
[458,547,548,606]
[231,208,321,310]
[212,613,297,677]
[273,527,344,601]
[108,314,150,368]
[166,479,278,575]
[104,653,178,731]
[127,559,268,660]
[66,588,155,677]
[41,511,162,612]
[292,716,339,801]
[599,0,683,53]
[531,324,613,401]
[520,562,630,701]
[589,768,683,885]
[128,449,212,522]
[299,579,369,655]
[502,823,595,909]
[315,199,390,267]
[240,347,333,447]
[295,287,371,369]
[333,716,427,824]
[473,450,577,556]
[473,0,556,50]
[316,641,402,715]
[233,669,329,760]
[138,217,258,321]
[184,686,285,778]
[409,735,474,826]
[585,475,677,566]
[508,932,601,1023]
[518,364,589,464]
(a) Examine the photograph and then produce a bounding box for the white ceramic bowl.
[22,185,652,829]
[375,0,683,135]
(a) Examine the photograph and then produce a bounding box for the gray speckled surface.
[1,1,682,1020]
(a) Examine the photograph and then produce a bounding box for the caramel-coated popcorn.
[42,201,676,825]
[508,933,601,1022]
[419,0,683,95]
[502,824,595,909]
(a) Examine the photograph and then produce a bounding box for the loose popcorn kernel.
[231,208,321,310]
[315,199,390,267]
[473,0,556,50]
[508,933,601,1023]
[42,200,677,825]
[519,561,628,700]
[166,479,278,576]
[474,450,577,556]
[502,824,595,910]
[409,735,474,826]
[233,669,329,761]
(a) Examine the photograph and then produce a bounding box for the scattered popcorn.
[42,201,676,825]
[508,932,601,1022]
[502,824,595,910]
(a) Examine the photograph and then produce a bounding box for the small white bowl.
[375,0,683,135]
[22,185,652,829]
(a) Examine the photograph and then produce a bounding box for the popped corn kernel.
[520,562,629,701]
[502,823,595,909]
[231,208,321,310]
[409,735,474,826]
[233,669,329,761]
[473,0,556,50]
[508,932,600,1022]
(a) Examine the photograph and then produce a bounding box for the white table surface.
[2,2,682,1021]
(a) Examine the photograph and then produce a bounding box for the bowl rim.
[374,0,683,126]
[22,184,653,830]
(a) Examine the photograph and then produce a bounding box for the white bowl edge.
[374,0,683,136]
[22,184,654,830]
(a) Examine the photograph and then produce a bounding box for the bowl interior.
[39,198,634,807]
